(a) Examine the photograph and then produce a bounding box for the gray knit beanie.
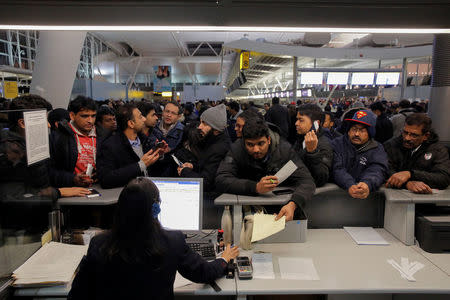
[200,104,227,132]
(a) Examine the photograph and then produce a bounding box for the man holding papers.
[216,119,315,221]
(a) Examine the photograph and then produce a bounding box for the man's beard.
[198,129,214,147]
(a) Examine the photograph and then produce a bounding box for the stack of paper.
[252,253,275,279]
[344,227,389,245]
[251,213,286,242]
[278,257,320,280]
[12,242,88,287]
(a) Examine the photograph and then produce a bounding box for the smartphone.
[236,256,253,279]
[273,188,294,195]
[152,141,165,151]
[312,120,319,132]
[86,188,101,198]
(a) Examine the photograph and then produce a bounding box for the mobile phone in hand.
[86,188,101,198]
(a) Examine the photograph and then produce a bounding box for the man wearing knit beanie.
[331,109,389,199]
[177,103,231,228]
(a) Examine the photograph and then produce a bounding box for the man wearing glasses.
[152,101,184,152]
[331,110,389,199]
[384,113,450,194]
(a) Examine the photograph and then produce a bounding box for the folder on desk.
[12,242,88,287]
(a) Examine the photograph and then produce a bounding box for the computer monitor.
[149,177,203,231]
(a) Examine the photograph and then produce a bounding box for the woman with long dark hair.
[68,177,239,299]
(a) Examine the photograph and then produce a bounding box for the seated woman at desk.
[68,177,239,300]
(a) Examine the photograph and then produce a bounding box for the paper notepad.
[12,242,88,286]
[278,257,320,280]
[274,160,298,185]
[174,271,193,288]
[251,213,286,242]
[344,227,389,245]
[252,253,275,279]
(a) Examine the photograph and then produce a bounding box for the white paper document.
[278,257,320,280]
[274,160,298,185]
[174,271,193,288]
[12,242,88,286]
[23,110,50,166]
[344,227,389,245]
[252,253,275,279]
[387,257,424,282]
[251,213,286,242]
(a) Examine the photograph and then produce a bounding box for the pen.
[270,179,274,184]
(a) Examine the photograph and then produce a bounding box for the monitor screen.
[376,72,400,85]
[351,73,375,85]
[327,72,349,85]
[150,177,203,231]
[300,72,323,85]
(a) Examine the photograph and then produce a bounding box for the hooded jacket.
[383,132,450,189]
[293,128,333,187]
[216,130,315,209]
[331,135,389,192]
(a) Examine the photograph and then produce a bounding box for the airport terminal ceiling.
[0,1,449,28]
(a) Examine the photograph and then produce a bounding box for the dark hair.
[116,103,137,131]
[297,104,324,125]
[243,119,269,140]
[68,96,97,114]
[272,97,280,105]
[48,108,70,130]
[370,101,386,113]
[8,94,53,131]
[324,111,335,122]
[229,101,240,112]
[164,101,182,115]
[136,102,156,117]
[399,99,411,109]
[96,106,115,126]
[103,177,165,265]
[237,109,263,123]
[405,113,432,134]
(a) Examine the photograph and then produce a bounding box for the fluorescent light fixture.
[351,72,375,85]
[300,72,323,85]
[0,25,448,34]
[327,72,349,85]
[161,91,172,97]
[376,72,400,85]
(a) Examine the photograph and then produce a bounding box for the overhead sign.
[4,81,18,99]
[240,51,250,70]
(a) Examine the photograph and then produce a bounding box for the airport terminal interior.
[0,1,450,299]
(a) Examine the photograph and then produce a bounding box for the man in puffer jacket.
[384,113,450,193]
[331,110,389,199]
[216,119,315,221]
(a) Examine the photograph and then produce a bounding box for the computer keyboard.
[186,240,216,261]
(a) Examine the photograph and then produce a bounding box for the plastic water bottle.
[221,206,232,245]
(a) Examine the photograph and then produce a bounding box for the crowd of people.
[1,93,449,299]
[1,94,448,221]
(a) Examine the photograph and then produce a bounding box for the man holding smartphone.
[97,104,166,188]
[294,104,333,187]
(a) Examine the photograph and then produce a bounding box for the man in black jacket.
[96,104,163,188]
[384,113,450,193]
[216,119,315,221]
[264,97,290,138]
[177,104,230,193]
[370,101,393,144]
[293,104,333,187]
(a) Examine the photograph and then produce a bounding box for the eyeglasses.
[402,130,422,139]
[349,126,367,134]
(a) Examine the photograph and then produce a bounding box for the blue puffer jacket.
[331,135,388,192]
